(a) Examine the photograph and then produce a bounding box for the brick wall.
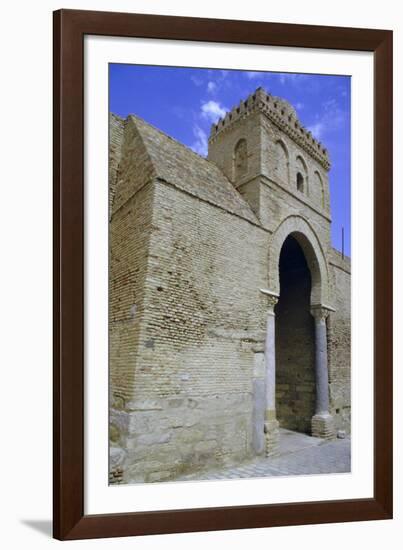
[109,114,125,217]
[113,180,271,482]
[328,249,351,433]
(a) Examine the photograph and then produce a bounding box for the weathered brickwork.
[109,114,125,216]
[110,180,270,482]
[328,249,351,433]
[109,181,155,400]
[109,87,351,483]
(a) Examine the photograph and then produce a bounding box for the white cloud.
[189,96,229,156]
[205,70,230,94]
[191,75,203,87]
[200,100,227,123]
[307,99,347,141]
[323,98,337,110]
[207,81,217,94]
[307,122,324,140]
[190,125,208,156]
[322,99,346,131]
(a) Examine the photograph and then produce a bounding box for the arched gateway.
[261,216,335,456]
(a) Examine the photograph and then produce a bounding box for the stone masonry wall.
[328,249,351,433]
[207,109,261,188]
[109,181,157,480]
[109,182,155,401]
[109,114,125,217]
[111,179,272,483]
[260,116,330,216]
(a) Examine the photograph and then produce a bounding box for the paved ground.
[177,429,351,481]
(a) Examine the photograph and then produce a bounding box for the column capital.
[260,289,279,311]
[310,304,334,321]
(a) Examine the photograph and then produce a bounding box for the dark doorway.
[275,235,315,434]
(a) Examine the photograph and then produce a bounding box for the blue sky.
[110,64,351,255]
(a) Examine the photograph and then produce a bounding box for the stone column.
[310,306,335,439]
[260,290,279,456]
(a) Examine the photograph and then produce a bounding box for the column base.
[264,418,279,457]
[311,413,335,439]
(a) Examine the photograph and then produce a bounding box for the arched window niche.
[313,170,326,208]
[295,155,308,195]
[275,140,289,184]
[296,172,304,192]
[233,138,248,181]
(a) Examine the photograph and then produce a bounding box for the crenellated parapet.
[209,87,331,171]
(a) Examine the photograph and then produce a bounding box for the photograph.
[108,65,352,485]
[0,1,396,546]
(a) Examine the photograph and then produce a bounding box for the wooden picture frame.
[53,9,393,540]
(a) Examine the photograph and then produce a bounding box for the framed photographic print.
[53,9,393,540]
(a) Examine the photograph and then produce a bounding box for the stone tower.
[208,86,331,236]
[208,87,341,447]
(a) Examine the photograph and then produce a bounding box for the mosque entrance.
[275,235,316,434]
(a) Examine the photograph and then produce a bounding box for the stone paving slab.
[177,431,351,482]
[276,428,324,456]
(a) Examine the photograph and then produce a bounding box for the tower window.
[296,172,304,192]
